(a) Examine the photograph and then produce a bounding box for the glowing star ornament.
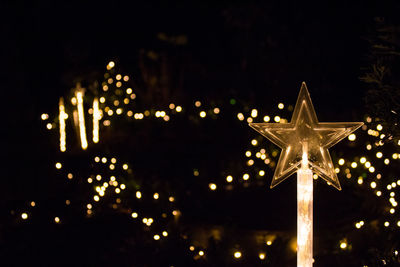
[249,82,362,267]
[249,82,363,190]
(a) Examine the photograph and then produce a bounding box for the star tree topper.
[250,82,363,190]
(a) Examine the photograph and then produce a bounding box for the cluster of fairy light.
[37,61,400,261]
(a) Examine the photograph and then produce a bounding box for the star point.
[250,82,363,190]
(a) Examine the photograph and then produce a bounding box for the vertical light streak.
[92,97,100,143]
[297,168,313,267]
[59,97,67,152]
[76,90,88,150]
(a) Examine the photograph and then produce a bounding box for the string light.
[76,87,88,150]
[93,98,100,143]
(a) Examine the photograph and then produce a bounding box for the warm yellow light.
[54,217,60,223]
[259,170,265,176]
[348,134,356,141]
[243,173,249,180]
[136,191,142,199]
[278,103,284,109]
[357,177,363,184]
[226,175,233,182]
[338,158,345,165]
[376,191,382,196]
[251,139,258,146]
[213,107,220,114]
[198,251,204,256]
[59,98,67,152]
[377,124,383,131]
[370,182,377,188]
[115,188,120,193]
[360,157,367,163]
[30,201,36,207]
[234,251,242,259]
[365,161,371,168]
[390,208,395,214]
[251,109,258,118]
[340,242,347,249]
[41,113,49,120]
[162,231,168,237]
[376,152,383,158]
[122,164,128,170]
[259,252,266,260]
[21,213,28,220]
[55,162,62,169]
[96,175,102,181]
[131,212,138,218]
[76,89,88,150]
[200,111,206,118]
[263,115,270,122]
[266,240,272,246]
[92,98,100,143]
[94,195,100,202]
[237,113,244,121]
[351,162,357,168]
[245,151,251,157]
[209,183,217,190]
[153,193,159,199]
[154,235,160,240]
[189,246,195,251]
[176,106,182,112]
[369,166,375,173]
[107,61,115,69]
[87,177,93,183]
[169,196,175,202]
[274,116,280,122]
[384,221,390,227]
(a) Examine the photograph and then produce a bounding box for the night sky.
[2,1,399,265]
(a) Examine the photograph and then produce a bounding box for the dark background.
[2,0,399,266]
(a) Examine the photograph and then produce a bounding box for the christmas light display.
[27,61,400,265]
[250,83,363,266]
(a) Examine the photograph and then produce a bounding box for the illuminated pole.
[297,143,313,267]
[59,97,67,152]
[92,97,100,143]
[76,88,88,150]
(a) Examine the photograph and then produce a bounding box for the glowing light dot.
[369,166,375,173]
[96,175,102,181]
[338,159,345,165]
[377,124,383,131]
[21,213,28,220]
[263,116,270,122]
[162,231,168,237]
[384,159,390,165]
[365,161,371,168]
[153,193,159,199]
[358,177,363,184]
[251,109,258,118]
[351,162,357,168]
[348,134,356,141]
[370,182,377,189]
[393,153,398,159]
[397,221,400,227]
[259,170,265,176]
[94,195,100,202]
[122,164,128,170]
[169,196,175,202]
[384,221,390,227]
[189,246,195,251]
[226,175,233,183]
[199,251,204,256]
[234,251,242,258]
[259,252,266,260]
[274,116,280,122]
[366,144,372,150]
[30,201,35,207]
[176,106,182,112]
[237,113,244,121]
[247,117,253,123]
[54,217,60,223]
[87,178,93,183]
[340,242,347,249]
[245,151,251,157]
[278,103,284,109]
[55,162,62,169]
[199,111,206,118]
[213,107,220,114]
[136,191,142,199]
[390,208,395,214]
[101,157,107,163]
[376,152,383,158]
[209,183,217,190]
[377,191,382,196]
[107,61,115,69]
[243,173,250,180]
[120,184,126,190]
[115,188,120,193]
[41,113,49,120]
[360,157,366,163]
[131,212,138,218]
[266,241,272,246]
[154,235,160,240]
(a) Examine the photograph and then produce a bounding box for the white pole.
[297,146,313,267]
